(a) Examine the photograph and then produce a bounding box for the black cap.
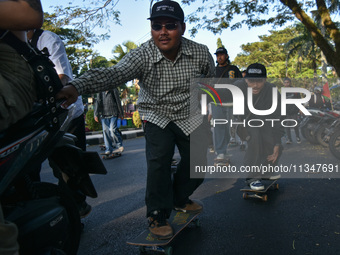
[148,0,184,23]
[214,47,228,55]
[245,63,267,78]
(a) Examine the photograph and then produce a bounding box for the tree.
[184,0,340,77]
[216,38,224,48]
[50,0,121,40]
[233,26,317,78]
[42,13,101,77]
[111,41,138,64]
[284,23,320,78]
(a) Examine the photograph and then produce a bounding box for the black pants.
[67,113,86,151]
[144,121,208,218]
[244,126,282,180]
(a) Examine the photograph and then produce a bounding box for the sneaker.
[268,174,281,180]
[209,147,215,153]
[79,201,92,218]
[296,137,301,144]
[249,180,265,191]
[174,200,203,213]
[148,210,173,239]
[286,139,292,144]
[113,146,124,153]
[262,174,281,180]
[216,153,225,160]
[104,151,111,155]
[229,138,237,147]
[171,158,178,166]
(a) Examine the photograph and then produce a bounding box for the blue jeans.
[212,105,230,155]
[101,116,123,153]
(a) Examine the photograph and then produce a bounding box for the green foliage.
[85,109,102,131]
[183,0,340,77]
[232,26,322,79]
[43,12,100,77]
[216,38,224,49]
[111,41,138,64]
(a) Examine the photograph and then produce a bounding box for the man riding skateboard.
[235,63,283,190]
[57,0,215,239]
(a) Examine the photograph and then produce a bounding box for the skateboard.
[214,158,231,167]
[240,179,279,202]
[100,152,121,160]
[127,201,202,255]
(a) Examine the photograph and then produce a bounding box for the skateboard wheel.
[262,194,268,202]
[165,246,173,255]
[243,193,248,199]
[275,183,279,190]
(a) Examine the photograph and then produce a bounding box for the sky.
[42,0,282,63]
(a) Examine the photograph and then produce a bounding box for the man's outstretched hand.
[56,85,79,108]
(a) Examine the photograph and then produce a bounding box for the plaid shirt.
[71,37,215,135]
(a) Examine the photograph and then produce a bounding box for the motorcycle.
[299,108,325,144]
[0,101,107,255]
[314,110,340,147]
[328,127,340,160]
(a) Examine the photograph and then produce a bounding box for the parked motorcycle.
[0,101,107,255]
[328,128,340,160]
[314,111,340,147]
[300,108,325,144]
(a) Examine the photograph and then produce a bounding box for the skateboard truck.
[241,180,279,202]
[101,152,121,160]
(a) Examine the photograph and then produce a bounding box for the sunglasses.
[151,23,178,31]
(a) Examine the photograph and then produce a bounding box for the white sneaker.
[216,153,225,160]
[268,174,281,180]
[113,146,124,153]
[250,180,265,191]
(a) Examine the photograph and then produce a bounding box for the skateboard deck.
[127,201,202,254]
[240,179,279,201]
[100,152,121,160]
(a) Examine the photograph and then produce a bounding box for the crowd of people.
[0,0,335,252]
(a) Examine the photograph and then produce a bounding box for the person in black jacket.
[94,89,124,154]
[235,63,283,190]
[211,47,243,162]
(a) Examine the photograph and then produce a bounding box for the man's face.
[216,53,228,66]
[283,80,291,87]
[151,17,185,60]
[245,78,266,95]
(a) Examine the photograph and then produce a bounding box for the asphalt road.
[41,135,340,255]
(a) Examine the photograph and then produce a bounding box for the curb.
[86,129,144,146]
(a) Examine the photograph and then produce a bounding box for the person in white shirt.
[27,29,86,150]
[27,29,91,218]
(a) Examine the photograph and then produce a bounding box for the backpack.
[1,30,63,128]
